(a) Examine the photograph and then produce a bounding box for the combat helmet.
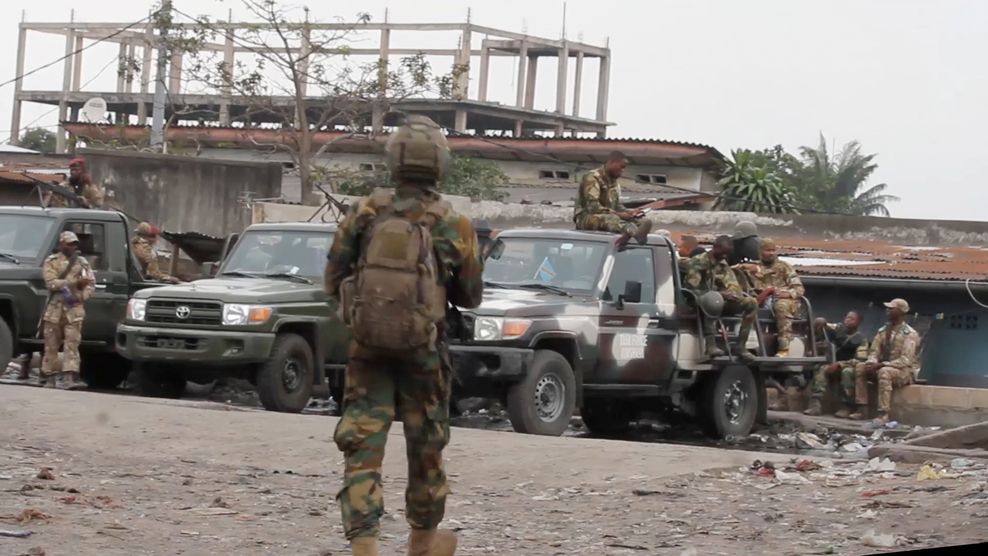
[384,114,451,182]
[733,220,758,239]
[697,291,725,317]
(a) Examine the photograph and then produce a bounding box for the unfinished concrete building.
[9,15,614,152]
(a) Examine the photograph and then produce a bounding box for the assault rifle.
[22,173,90,208]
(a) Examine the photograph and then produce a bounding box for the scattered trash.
[917,465,948,481]
[180,530,200,536]
[950,458,978,470]
[25,547,45,556]
[775,470,811,485]
[862,489,891,498]
[632,489,665,497]
[751,460,776,477]
[865,500,914,509]
[841,442,864,453]
[884,421,899,430]
[188,507,238,516]
[0,509,50,525]
[57,495,116,509]
[210,496,230,509]
[856,509,879,520]
[35,468,54,481]
[0,528,32,538]
[865,457,897,473]
[861,530,898,548]
[870,430,884,442]
[0,474,13,480]
[794,459,821,472]
[796,432,825,450]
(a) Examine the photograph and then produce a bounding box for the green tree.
[19,127,56,153]
[336,156,507,201]
[797,134,898,216]
[715,149,797,214]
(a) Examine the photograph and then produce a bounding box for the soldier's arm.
[580,174,609,214]
[613,183,627,212]
[786,266,805,298]
[684,261,703,290]
[43,258,69,291]
[324,200,368,301]
[447,215,484,309]
[854,338,870,362]
[77,260,96,301]
[887,332,918,370]
[85,183,105,209]
[866,332,882,363]
[722,266,744,296]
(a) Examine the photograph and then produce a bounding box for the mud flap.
[754,370,768,426]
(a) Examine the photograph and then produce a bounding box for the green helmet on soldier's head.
[384,114,451,183]
[734,220,758,239]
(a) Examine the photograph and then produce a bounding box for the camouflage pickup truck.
[0,207,160,388]
[450,228,827,438]
[115,222,348,413]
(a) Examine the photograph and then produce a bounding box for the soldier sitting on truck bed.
[574,151,652,249]
[737,238,805,357]
[685,235,758,361]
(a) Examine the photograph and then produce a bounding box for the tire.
[0,318,12,373]
[580,398,635,437]
[80,353,131,389]
[256,333,314,413]
[506,350,576,436]
[135,363,187,399]
[698,364,759,438]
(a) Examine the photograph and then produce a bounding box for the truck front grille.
[146,299,222,326]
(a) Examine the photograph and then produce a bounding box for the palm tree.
[798,134,898,216]
[715,149,798,214]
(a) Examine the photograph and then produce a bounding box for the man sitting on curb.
[851,298,919,423]
[806,310,869,417]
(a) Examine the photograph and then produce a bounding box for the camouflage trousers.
[770,298,801,350]
[703,296,758,346]
[41,313,83,376]
[333,356,452,539]
[854,364,914,413]
[574,213,636,235]
[810,363,855,406]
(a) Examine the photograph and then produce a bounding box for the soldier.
[677,235,706,259]
[132,222,180,283]
[573,151,652,248]
[40,231,95,390]
[46,157,105,209]
[739,238,805,356]
[685,235,758,361]
[728,220,760,266]
[851,299,919,423]
[325,115,483,556]
[805,310,869,417]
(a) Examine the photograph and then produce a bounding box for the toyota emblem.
[175,305,191,319]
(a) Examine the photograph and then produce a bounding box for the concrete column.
[555,41,568,115]
[515,41,528,108]
[477,41,490,102]
[72,35,84,91]
[57,28,76,153]
[595,51,611,127]
[299,25,312,98]
[454,26,471,100]
[454,109,467,132]
[117,42,128,92]
[169,50,182,95]
[219,26,234,126]
[572,51,584,117]
[138,22,154,125]
[524,55,538,109]
[9,25,27,145]
[514,120,523,137]
[377,27,390,97]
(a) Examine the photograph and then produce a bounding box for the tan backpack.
[340,189,450,355]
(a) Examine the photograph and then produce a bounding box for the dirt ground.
[1,386,986,556]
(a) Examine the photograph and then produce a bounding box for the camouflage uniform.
[41,250,94,384]
[810,324,869,406]
[325,184,483,541]
[573,167,635,235]
[132,236,176,282]
[46,181,105,209]
[685,252,757,346]
[855,323,919,413]
[746,259,804,350]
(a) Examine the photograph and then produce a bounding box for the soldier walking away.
[851,298,919,423]
[325,115,483,556]
[40,231,95,390]
[45,157,105,209]
[739,238,805,357]
[573,151,652,248]
[685,235,757,361]
[806,310,868,417]
[132,222,180,283]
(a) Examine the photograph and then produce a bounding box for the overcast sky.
[1,0,985,221]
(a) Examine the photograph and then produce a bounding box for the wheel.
[0,318,12,372]
[580,398,635,437]
[698,364,759,438]
[80,353,131,389]
[135,363,186,399]
[506,350,576,436]
[256,333,314,413]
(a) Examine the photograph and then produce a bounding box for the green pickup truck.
[0,206,160,387]
[115,222,349,413]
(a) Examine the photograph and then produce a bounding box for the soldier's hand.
[814,317,828,330]
[776,291,791,299]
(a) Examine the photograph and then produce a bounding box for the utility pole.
[150,0,171,149]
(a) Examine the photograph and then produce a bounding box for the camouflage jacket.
[132,237,173,281]
[574,166,624,221]
[325,184,484,360]
[684,252,744,296]
[47,181,105,209]
[747,260,805,299]
[868,322,919,372]
[42,253,95,323]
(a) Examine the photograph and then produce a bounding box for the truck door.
[61,219,129,347]
[597,246,676,384]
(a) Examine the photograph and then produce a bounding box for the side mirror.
[615,280,642,309]
[201,262,219,277]
[487,239,505,261]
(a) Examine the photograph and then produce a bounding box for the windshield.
[483,237,607,293]
[0,214,55,261]
[220,230,333,279]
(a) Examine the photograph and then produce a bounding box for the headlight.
[472,317,531,341]
[126,298,147,321]
[222,304,273,325]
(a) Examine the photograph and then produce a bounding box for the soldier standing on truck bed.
[132,222,180,283]
[324,115,483,556]
[40,231,94,390]
[45,157,105,209]
[574,151,652,248]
